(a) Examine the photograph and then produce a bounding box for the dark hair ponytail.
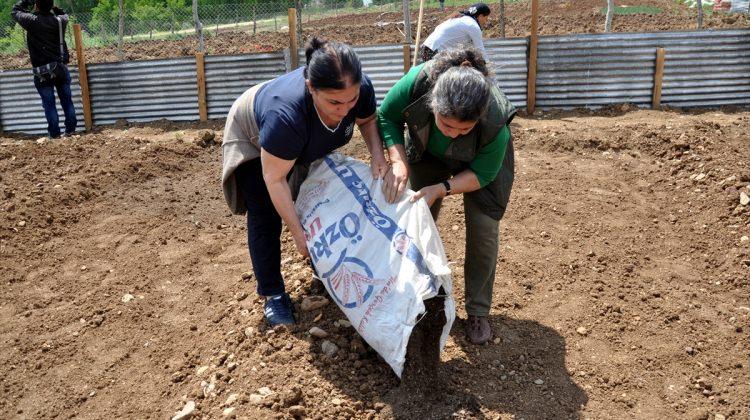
[304,37,363,90]
[447,3,490,24]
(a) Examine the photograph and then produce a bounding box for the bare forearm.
[259,148,310,258]
[382,144,410,202]
[410,168,482,206]
[359,118,386,163]
[387,144,407,163]
[264,179,306,239]
[446,169,481,195]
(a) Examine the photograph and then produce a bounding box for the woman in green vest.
[377,48,515,345]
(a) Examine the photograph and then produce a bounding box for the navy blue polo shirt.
[253,67,376,164]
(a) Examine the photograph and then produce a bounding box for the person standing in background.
[11,0,77,138]
[420,3,491,62]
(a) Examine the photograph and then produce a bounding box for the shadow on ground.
[377,314,587,419]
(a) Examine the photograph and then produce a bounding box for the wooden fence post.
[402,0,412,44]
[605,0,614,32]
[295,0,303,48]
[117,0,124,61]
[412,0,426,67]
[288,8,298,69]
[73,24,93,131]
[499,0,505,38]
[196,52,208,122]
[652,48,666,109]
[403,44,411,74]
[526,0,539,115]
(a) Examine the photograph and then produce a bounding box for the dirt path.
[1,108,749,419]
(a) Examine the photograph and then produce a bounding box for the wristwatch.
[442,180,452,196]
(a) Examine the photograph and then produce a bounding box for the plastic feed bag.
[295,153,455,377]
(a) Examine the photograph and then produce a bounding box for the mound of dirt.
[1,107,749,418]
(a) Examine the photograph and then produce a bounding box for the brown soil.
[1,106,749,419]
[381,294,471,419]
[2,0,749,70]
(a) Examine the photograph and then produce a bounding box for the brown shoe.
[466,315,492,344]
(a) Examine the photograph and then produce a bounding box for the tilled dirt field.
[1,107,749,419]
[2,0,749,69]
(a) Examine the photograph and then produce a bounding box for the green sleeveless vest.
[402,61,516,166]
[401,61,516,220]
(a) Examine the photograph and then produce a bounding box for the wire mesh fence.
[67,0,478,46]
[2,0,483,55]
[3,0,740,59]
[70,2,297,48]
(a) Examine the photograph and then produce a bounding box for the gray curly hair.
[429,67,492,122]
[428,48,493,122]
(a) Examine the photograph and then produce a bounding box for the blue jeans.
[33,64,77,138]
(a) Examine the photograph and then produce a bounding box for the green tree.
[1,0,19,37]
[0,22,26,54]
[165,0,190,32]
[132,0,169,31]
[90,0,122,36]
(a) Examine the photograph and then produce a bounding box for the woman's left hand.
[410,183,447,207]
[370,154,388,180]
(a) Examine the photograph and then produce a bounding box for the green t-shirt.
[377,63,510,187]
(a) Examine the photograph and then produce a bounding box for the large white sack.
[295,153,455,377]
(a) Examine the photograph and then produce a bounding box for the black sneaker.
[263,293,296,326]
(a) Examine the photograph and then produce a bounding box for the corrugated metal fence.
[296,41,529,107]
[486,38,529,108]
[0,66,85,134]
[353,44,409,105]
[88,57,199,126]
[1,29,748,135]
[536,29,750,109]
[205,51,287,119]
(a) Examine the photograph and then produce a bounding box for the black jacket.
[10,0,70,67]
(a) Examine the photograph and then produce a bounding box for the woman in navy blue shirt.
[222,38,388,326]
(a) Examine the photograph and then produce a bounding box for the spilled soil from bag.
[2,0,749,70]
[380,294,482,420]
[1,106,750,419]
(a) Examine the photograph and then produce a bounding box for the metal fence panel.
[355,44,409,106]
[662,31,750,108]
[3,30,750,135]
[0,67,85,135]
[536,29,750,109]
[295,39,527,108]
[204,52,287,119]
[87,57,199,126]
[485,38,529,109]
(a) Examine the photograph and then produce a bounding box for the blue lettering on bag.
[323,157,437,293]
[310,212,363,263]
